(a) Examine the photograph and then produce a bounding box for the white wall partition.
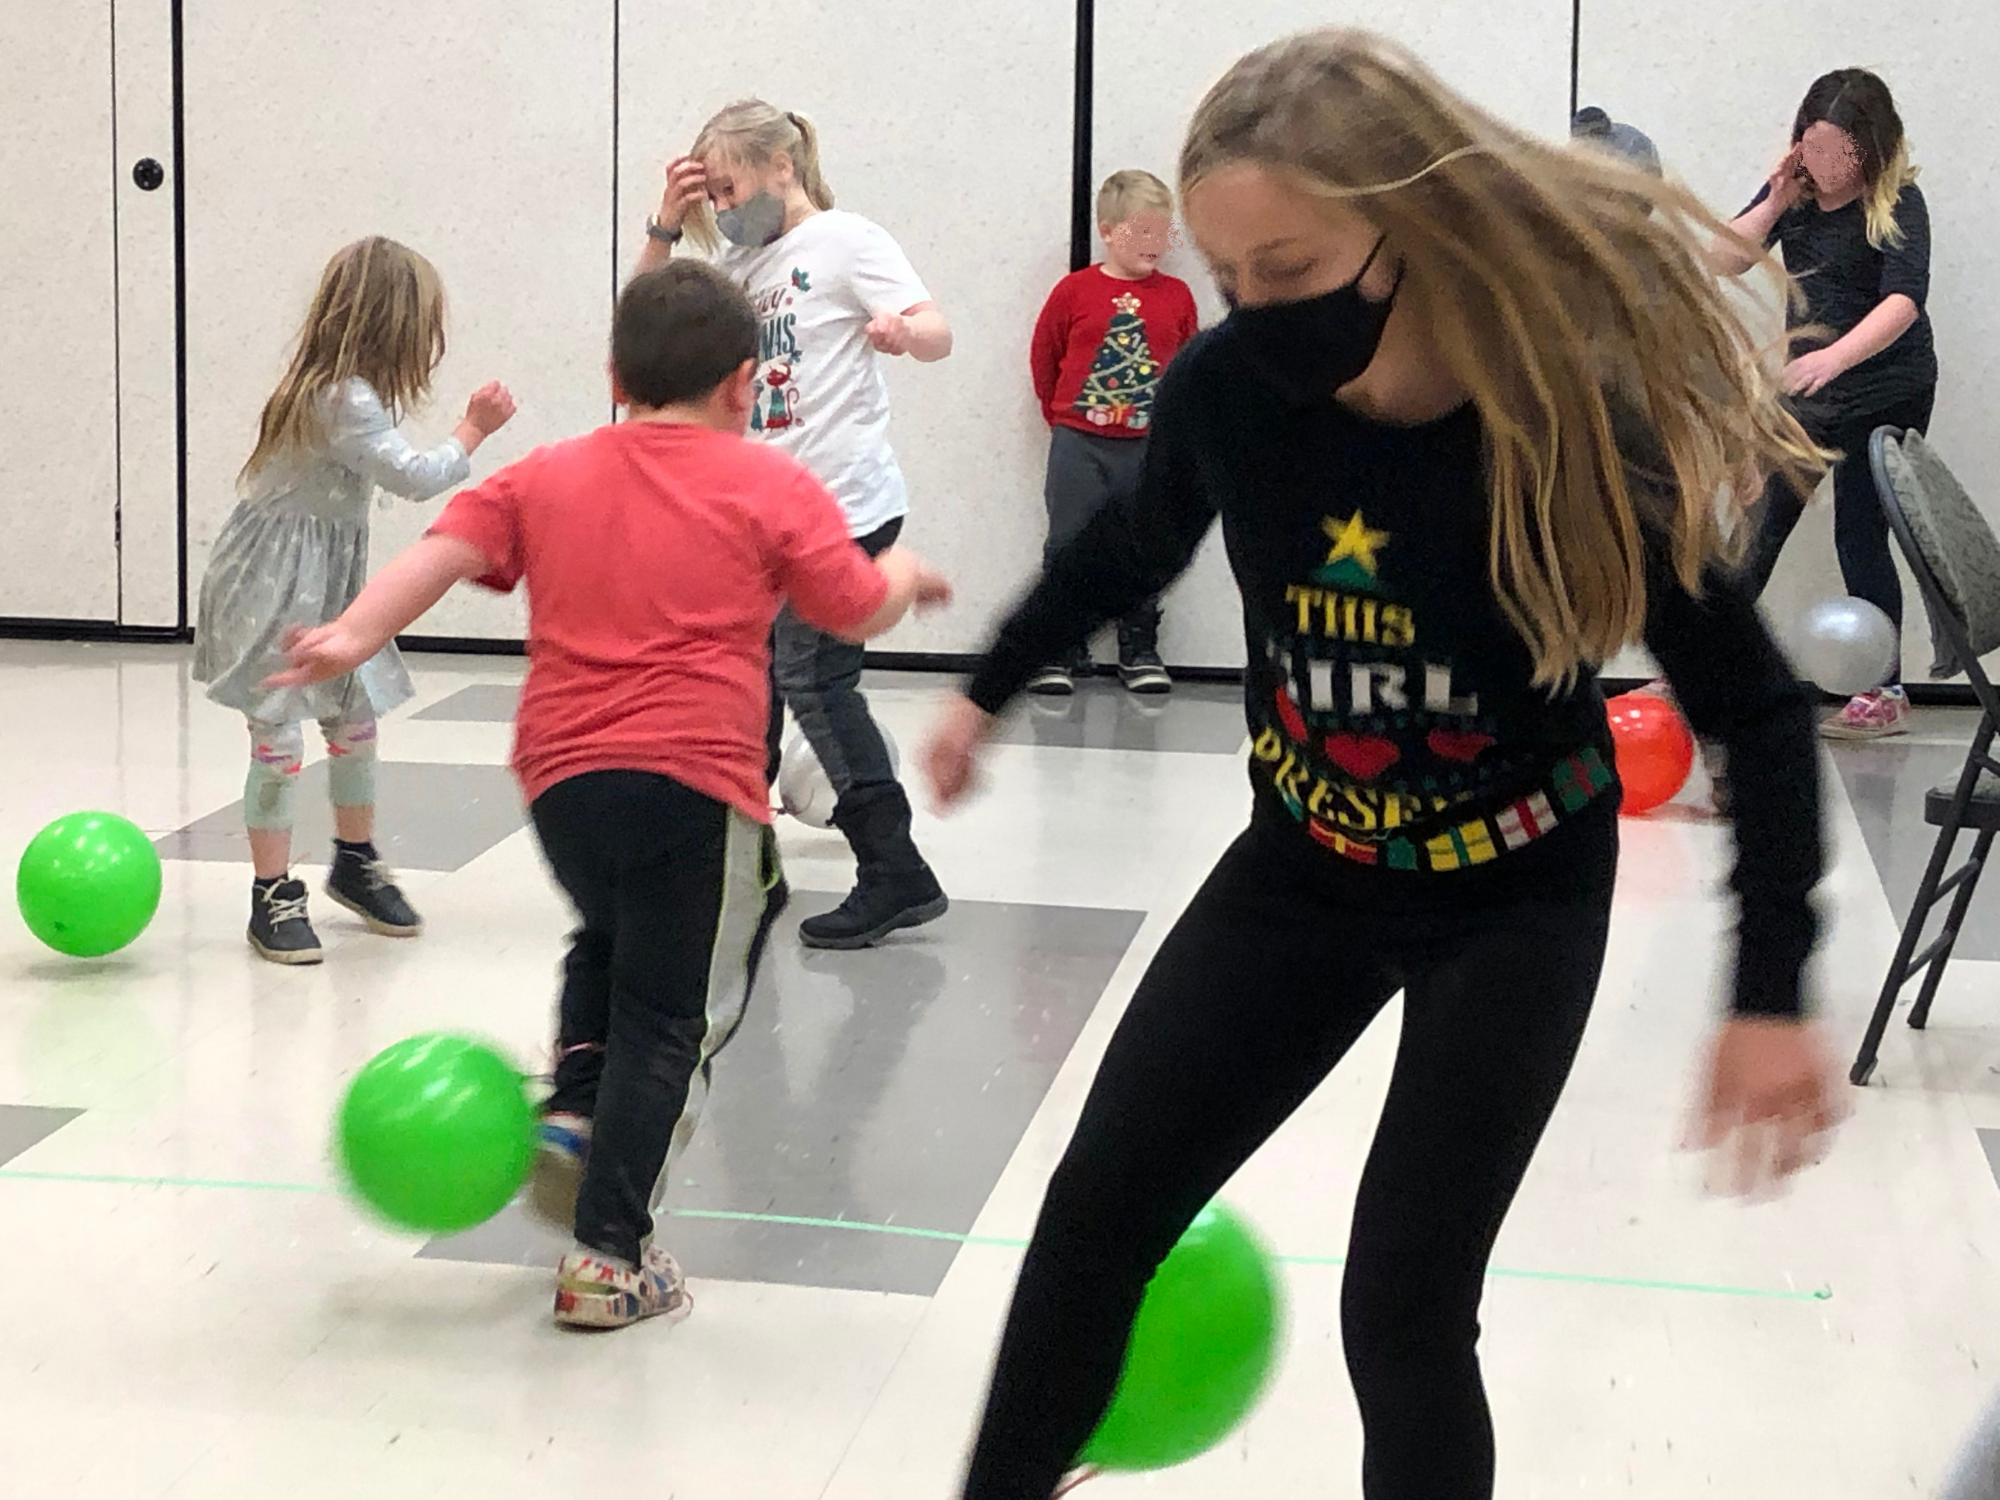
[617,0,1075,659]
[1093,1,1577,669]
[1579,4,2000,681]
[0,3,120,621]
[180,1,618,642]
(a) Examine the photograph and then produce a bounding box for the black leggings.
[961,814,1616,1499]
[1740,387,1936,684]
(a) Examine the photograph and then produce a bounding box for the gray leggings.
[244,713,378,832]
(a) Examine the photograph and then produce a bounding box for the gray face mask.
[716,191,787,248]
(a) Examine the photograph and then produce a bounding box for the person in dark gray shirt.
[1714,68,1937,740]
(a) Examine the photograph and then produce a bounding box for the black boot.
[249,875,323,965]
[1117,609,1172,695]
[800,783,948,950]
[326,840,423,936]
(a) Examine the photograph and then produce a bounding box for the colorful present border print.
[1303,745,1614,873]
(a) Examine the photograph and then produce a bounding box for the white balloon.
[1792,596,1898,697]
[776,727,899,829]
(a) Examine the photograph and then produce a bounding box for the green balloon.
[1083,1202,1284,1472]
[336,1033,535,1234]
[16,811,164,957]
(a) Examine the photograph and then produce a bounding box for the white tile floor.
[2,641,1998,1497]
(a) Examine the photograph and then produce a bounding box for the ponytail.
[785,110,836,211]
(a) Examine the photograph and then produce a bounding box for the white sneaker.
[553,1243,693,1330]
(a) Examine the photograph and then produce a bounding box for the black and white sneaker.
[249,876,324,965]
[326,841,423,937]
[1027,662,1076,696]
[1117,649,1173,695]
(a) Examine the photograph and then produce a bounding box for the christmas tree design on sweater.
[1074,291,1162,430]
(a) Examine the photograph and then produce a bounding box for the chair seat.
[1927,769,2000,830]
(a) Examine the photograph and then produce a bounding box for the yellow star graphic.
[1321,511,1390,577]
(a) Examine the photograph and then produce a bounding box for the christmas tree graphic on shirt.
[1073,290,1163,430]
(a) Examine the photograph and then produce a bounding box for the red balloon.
[1604,691,1695,816]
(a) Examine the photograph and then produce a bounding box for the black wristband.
[645,216,682,245]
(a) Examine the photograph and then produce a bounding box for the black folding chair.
[1850,427,2000,1086]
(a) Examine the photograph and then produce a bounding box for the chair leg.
[1851,822,1966,1086]
[1909,828,1996,1030]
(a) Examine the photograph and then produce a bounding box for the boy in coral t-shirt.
[271,261,948,1332]
[1028,169,1200,696]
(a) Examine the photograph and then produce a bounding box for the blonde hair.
[241,237,446,485]
[1862,141,1919,249]
[1182,30,1827,688]
[1097,168,1174,226]
[683,100,834,255]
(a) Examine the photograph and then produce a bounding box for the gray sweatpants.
[1043,425,1160,643]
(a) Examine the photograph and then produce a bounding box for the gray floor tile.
[422,891,1143,1294]
[1980,1129,2000,1194]
[154,762,525,873]
[988,680,1247,754]
[411,683,521,723]
[1832,725,2000,962]
[0,1105,82,1166]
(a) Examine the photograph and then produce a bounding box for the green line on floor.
[0,1170,1831,1302]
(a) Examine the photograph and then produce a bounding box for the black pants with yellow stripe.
[531,770,784,1267]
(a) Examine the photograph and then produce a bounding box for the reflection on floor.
[2,642,2000,1499]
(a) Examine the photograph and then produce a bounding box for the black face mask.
[1222,237,1397,403]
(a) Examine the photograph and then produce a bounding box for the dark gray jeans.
[766,516,903,800]
[1044,425,1159,640]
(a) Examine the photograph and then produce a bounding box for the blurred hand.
[465,381,516,434]
[1781,348,1844,397]
[923,694,995,812]
[658,155,709,230]
[263,622,370,689]
[912,562,953,611]
[866,312,914,356]
[1692,1017,1845,1197]
[1767,145,1807,213]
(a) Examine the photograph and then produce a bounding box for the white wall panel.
[1580,4,2000,684]
[1094,1,1576,668]
[0,2,120,621]
[182,2,616,642]
[616,0,1073,660]
[113,0,181,628]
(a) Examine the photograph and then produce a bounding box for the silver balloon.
[1792,596,1898,696]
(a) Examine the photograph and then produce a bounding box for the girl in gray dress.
[194,236,514,964]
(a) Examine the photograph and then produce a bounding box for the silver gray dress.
[193,379,469,726]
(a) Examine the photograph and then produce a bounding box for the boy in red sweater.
[272,261,949,1330]
[1027,169,1200,695]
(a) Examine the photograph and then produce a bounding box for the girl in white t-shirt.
[637,101,953,951]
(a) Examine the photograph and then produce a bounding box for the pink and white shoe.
[553,1243,693,1330]
[1819,687,1910,740]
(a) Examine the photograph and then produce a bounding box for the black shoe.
[1027,662,1075,696]
[1117,648,1172,695]
[799,870,950,950]
[326,841,423,936]
[1117,614,1172,695]
[249,876,324,965]
[802,782,948,949]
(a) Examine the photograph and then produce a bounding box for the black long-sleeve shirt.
[968,329,1823,1017]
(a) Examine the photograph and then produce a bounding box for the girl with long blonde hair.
[635,100,956,952]
[924,30,1841,1498]
[194,236,514,964]
[1716,66,1936,740]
